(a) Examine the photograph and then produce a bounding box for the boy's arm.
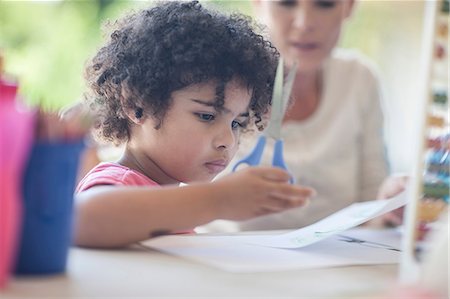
[74,183,219,248]
[74,167,314,248]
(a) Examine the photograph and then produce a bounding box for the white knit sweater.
[203,49,389,232]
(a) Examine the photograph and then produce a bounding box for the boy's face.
[130,78,252,184]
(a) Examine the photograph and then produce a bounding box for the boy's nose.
[213,125,236,151]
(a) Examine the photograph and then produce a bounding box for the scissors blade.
[265,59,297,140]
[264,58,284,139]
[281,61,298,117]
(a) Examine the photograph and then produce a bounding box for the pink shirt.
[76,162,195,235]
[76,162,159,193]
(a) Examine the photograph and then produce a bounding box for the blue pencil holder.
[15,141,84,275]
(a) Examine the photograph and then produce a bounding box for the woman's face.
[254,0,354,73]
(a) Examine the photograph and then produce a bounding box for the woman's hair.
[85,0,278,144]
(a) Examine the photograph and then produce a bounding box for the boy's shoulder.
[76,162,159,193]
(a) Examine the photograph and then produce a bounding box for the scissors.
[232,58,297,183]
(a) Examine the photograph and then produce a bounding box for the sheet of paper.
[142,228,401,273]
[245,191,407,249]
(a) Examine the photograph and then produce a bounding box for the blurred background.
[0,0,437,173]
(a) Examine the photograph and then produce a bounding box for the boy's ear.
[120,84,146,125]
[123,106,145,125]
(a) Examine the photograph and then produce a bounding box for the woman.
[206,0,389,231]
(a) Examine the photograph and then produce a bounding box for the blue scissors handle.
[232,135,266,171]
[232,136,295,184]
[272,139,295,184]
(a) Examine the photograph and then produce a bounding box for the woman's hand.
[370,175,409,227]
[377,175,408,200]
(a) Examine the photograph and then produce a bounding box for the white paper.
[246,191,407,249]
[142,228,401,273]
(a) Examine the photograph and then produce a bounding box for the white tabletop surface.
[1,231,400,298]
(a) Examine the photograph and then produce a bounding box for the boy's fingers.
[267,196,309,211]
[298,187,316,198]
[274,185,317,198]
[248,166,292,182]
[268,188,314,209]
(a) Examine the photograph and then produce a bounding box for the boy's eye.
[232,118,248,130]
[231,120,242,130]
[315,0,337,9]
[196,113,215,122]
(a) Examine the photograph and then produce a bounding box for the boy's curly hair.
[84,0,278,144]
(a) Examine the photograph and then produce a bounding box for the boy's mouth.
[204,159,227,174]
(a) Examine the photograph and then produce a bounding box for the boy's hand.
[212,166,315,221]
